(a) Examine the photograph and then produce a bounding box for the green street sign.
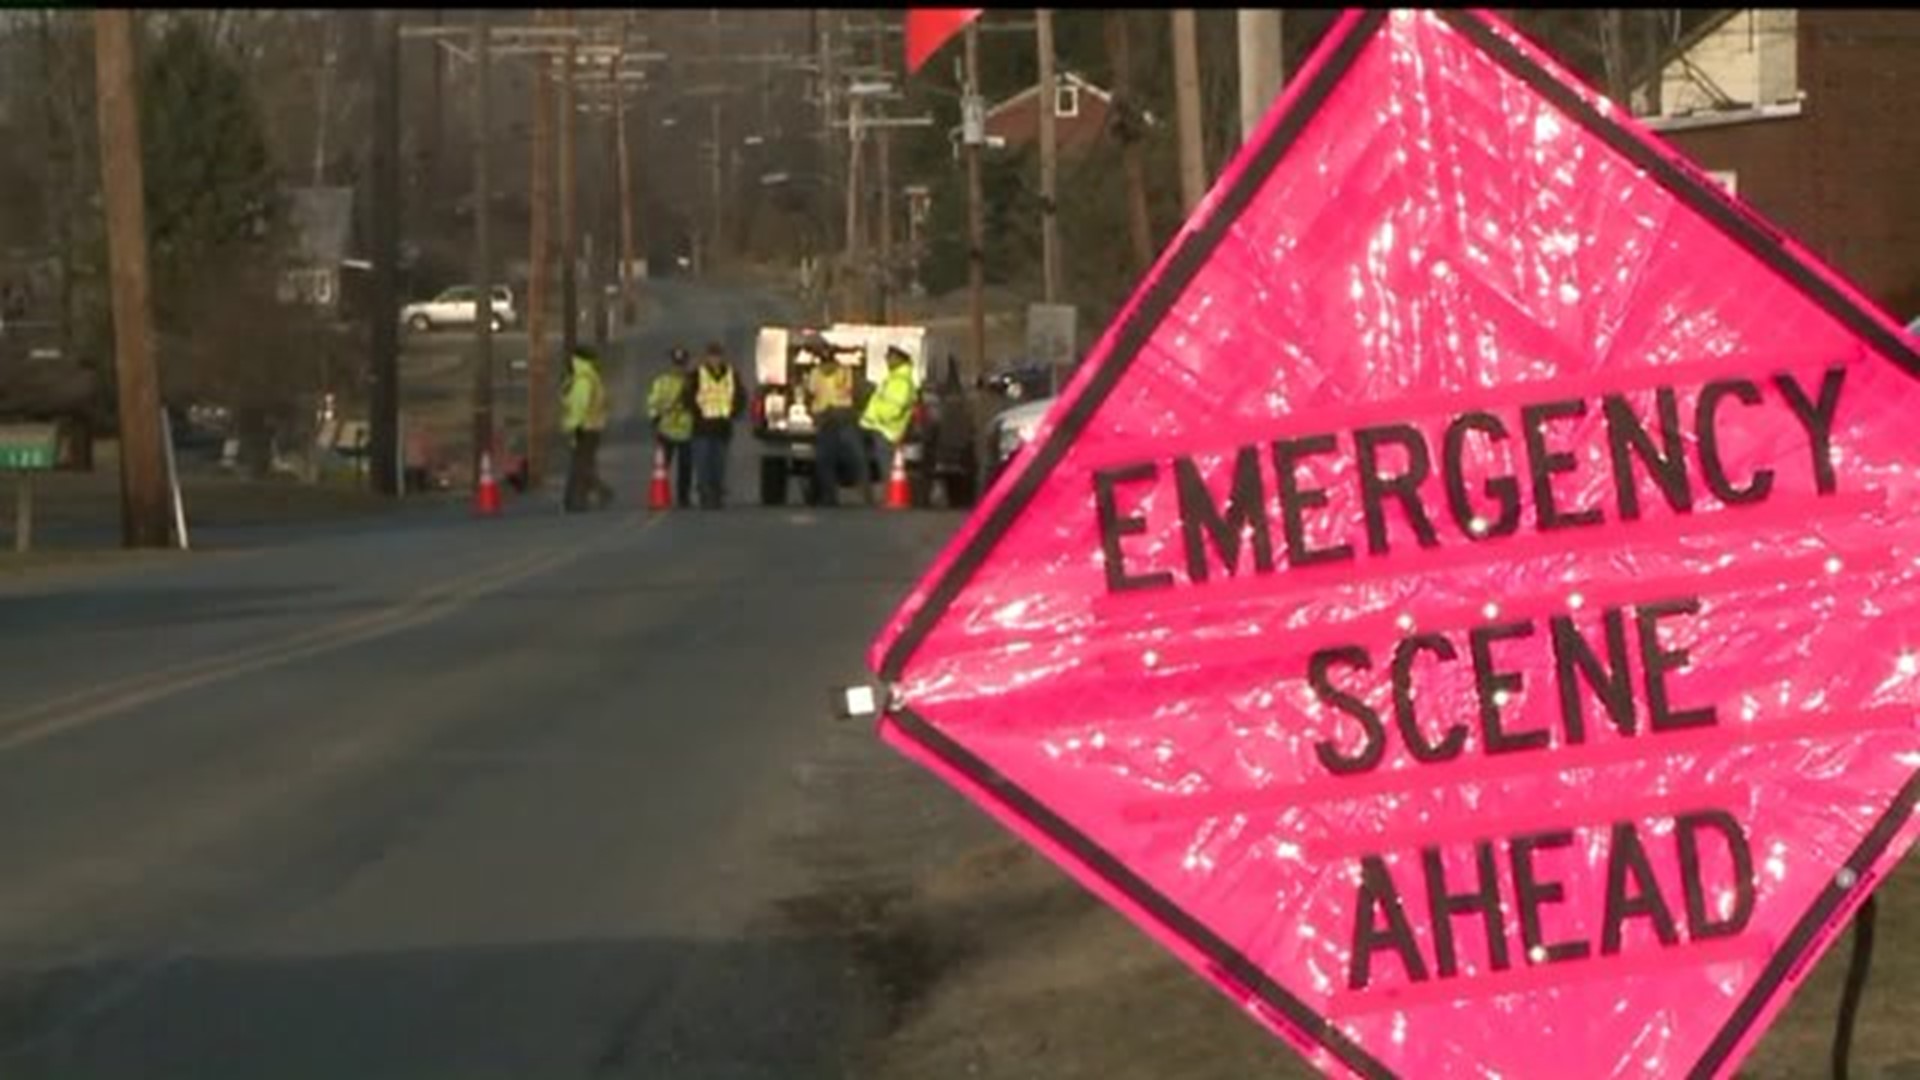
[0,424,58,471]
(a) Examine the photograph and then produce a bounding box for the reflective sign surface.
[873,9,1920,1079]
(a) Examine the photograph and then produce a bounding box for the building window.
[1055,83,1080,119]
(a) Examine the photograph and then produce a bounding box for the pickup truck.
[749,322,977,508]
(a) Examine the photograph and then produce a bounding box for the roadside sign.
[0,422,57,471]
[870,10,1920,1079]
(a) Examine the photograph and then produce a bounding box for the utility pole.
[525,14,554,489]
[831,103,936,321]
[592,108,609,350]
[963,22,986,381]
[616,52,636,326]
[92,9,169,549]
[1171,9,1206,214]
[844,92,864,321]
[1236,10,1285,143]
[471,15,495,478]
[877,127,893,322]
[369,9,402,496]
[709,98,724,273]
[1105,11,1153,274]
[819,10,841,311]
[313,16,337,187]
[1036,8,1061,304]
[869,14,892,322]
[424,10,444,206]
[560,10,579,365]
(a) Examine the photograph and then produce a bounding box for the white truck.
[749,322,977,507]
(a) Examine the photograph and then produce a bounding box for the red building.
[1633,9,1920,319]
[950,74,1128,159]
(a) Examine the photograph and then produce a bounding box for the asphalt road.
[0,281,966,1079]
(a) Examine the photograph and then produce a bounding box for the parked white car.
[401,285,516,333]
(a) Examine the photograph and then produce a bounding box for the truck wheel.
[945,471,979,509]
[760,457,788,506]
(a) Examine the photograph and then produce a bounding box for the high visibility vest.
[808,362,854,412]
[585,368,608,430]
[648,369,694,441]
[563,358,608,432]
[860,364,918,444]
[696,365,735,420]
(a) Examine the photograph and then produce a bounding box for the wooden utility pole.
[616,94,635,326]
[819,10,841,309]
[709,98,724,273]
[1105,11,1153,274]
[592,106,610,349]
[1036,8,1061,304]
[525,16,554,489]
[869,14,892,322]
[560,10,579,365]
[963,23,986,381]
[1171,9,1206,214]
[844,93,864,322]
[313,17,337,187]
[471,15,495,477]
[877,128,893,322]
[706,8,724,272]
[615,45,636,325]
[1236,10,1285,143]
[1597,8,1630,104]
[92,10,169,549]
[427,9,445,206]
[369,9,402,496]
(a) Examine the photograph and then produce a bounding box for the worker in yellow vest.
[805,343,862,507]
[860,344,919,506]
[561,345,612,512]
[646,345,696,508]
[682,340,746,509]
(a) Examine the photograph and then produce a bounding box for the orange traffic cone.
[474,450,503,516]
[648,444,673,510]
[885,445,911,510]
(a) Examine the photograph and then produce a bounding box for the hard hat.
[886,344,912,364]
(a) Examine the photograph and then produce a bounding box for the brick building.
[950,73,1127,159]
[1634,9,1920,319]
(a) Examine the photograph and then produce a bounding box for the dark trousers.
[811,416,862,506]
[657,435,693,508]
[866,430,896,486]
[692,432,730,508]
[565,429,606,511]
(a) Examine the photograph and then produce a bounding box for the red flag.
[905,9,982,76]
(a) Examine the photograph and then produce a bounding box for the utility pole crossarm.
[829,115,935,130]
[402,24,585,40]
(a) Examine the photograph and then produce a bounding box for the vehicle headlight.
[996,421,1033,460]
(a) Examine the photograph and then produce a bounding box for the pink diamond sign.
[870,9,1920,1079]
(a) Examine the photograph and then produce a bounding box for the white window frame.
[1054,82,1080,119]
